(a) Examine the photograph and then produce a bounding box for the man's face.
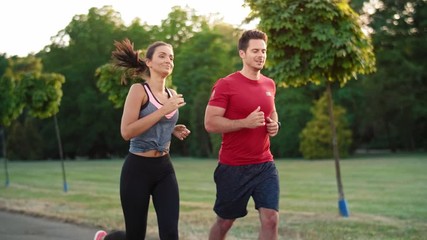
[240,39,267,71]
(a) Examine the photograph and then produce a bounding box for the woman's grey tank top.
[129,83,179,153]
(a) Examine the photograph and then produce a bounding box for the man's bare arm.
[204,105,266,133]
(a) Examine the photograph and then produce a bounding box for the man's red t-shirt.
[207,71,276,166]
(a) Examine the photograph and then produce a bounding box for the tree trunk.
[326,83,349,217]
[54,115,67,192]
[1,127,10,187]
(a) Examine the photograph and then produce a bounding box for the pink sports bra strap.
[143,84,177,119]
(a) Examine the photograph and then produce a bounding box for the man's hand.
[244,106,265,129]
[266,117,279,136]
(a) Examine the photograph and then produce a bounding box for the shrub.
[299,92,352,159]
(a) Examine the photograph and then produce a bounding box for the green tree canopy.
[245,0,376,87]
[1,55,65,125]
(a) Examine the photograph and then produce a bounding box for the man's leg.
[209,216,235,240]
[258,208,279,240]
[253,162,280,240]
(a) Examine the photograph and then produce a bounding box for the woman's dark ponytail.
[112,38,148,83]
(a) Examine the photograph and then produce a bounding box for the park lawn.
[0,153,426,239]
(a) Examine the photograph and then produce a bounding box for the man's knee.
[260,208,279,229]
[217,217,235,231]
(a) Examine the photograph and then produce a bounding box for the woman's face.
[147,45,174,78]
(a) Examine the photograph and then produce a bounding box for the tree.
[40,6,128,159]
[6,119,43,160]
[0,55,65,186]
[270,86,318,157]
[355,0,427,151]
[156,5,210,50]
[244,0,376,217]
[173,27,239,157]
[0,56,23,186]
[95,64,131,109]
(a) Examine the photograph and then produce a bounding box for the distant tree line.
[0,1,425,161]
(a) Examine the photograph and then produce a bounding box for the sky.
[0,0,256,57]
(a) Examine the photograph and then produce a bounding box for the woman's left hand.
[173,124,191,140]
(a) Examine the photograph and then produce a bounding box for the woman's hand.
[173,124,191,140]
[162,94,186,115]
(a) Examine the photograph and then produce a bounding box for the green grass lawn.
[0,153,426,239]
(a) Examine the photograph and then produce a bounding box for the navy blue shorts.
[213,161,280,219]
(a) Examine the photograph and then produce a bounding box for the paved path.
[0,210,99,240]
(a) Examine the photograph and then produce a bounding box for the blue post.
[61,159,68,193]
[338,198,349,217]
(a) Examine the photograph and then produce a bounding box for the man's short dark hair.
[238,30,268,51]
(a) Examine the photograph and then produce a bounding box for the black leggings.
[105,152,179,240]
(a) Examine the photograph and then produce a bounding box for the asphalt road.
[0,210,99,240]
